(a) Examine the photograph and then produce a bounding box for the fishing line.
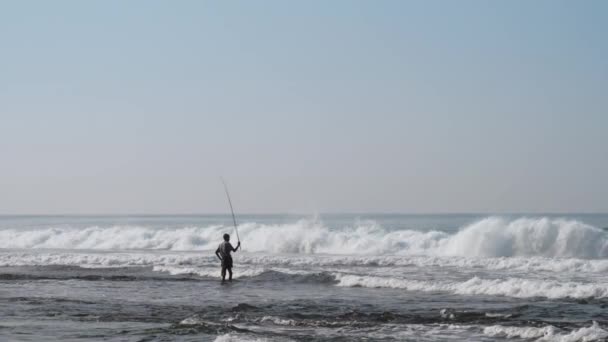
[221,177,240,244]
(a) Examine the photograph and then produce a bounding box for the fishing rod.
[221,178,240,244]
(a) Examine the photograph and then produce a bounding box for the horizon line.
[1,212,608,217]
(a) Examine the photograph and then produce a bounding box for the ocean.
[1,214,608,341]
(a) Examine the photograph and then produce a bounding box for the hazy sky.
[1,1,607,214]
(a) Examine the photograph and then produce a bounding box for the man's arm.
[215,247,222,261]
[233,241,241,252]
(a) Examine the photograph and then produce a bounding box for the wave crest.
[0,217,606,259]
[442,217,608,258]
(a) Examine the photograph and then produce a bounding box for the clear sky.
[1,1,607,214]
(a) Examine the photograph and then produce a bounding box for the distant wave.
[0,217,607,259]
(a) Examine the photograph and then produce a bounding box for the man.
[215,233,241,283]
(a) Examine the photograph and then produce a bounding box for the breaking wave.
[0,217,607,259]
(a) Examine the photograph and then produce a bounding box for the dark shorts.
[221,256,233,269]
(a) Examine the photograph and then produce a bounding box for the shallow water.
[1,214,608,341]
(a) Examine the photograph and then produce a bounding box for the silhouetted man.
[215,233,240,283]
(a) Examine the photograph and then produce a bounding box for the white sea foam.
[205,321,608,342]
[260,316,297,326]
[483,324,556,338]
[336,274,608,299]
[483,322,608,341]
[0,251,217,268]
[0,217,606,259]
[214,335,272,342]
[212,323,608,342]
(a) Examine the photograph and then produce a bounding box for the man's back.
[217,241,234,259]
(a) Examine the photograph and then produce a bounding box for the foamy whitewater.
[1,214,608,341]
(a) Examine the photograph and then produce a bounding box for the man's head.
[223,233,230,241]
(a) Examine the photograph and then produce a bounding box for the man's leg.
[221,266,226,282]
[228,268,233,281]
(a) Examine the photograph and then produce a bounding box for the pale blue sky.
[1,1,607,214]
